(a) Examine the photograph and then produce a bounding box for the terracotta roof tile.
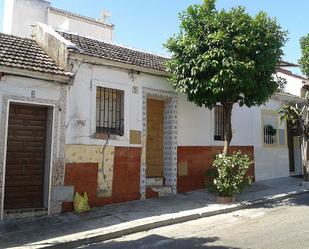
[57,31,169,72]
[0,32,71,77]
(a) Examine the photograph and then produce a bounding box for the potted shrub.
[210,151,253,203]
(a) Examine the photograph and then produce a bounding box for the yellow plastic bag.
[73,192,90,214]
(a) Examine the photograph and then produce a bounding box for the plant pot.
[216,196,235,204]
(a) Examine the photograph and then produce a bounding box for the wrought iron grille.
[263,125,277,145]
[214,105,225,141]
[96,86,124,136]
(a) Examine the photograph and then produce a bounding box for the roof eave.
[48,8,114,29]
[273,92,305,103]
[277,68,308,81]
[69,52,169,77]
[0,65,72,84]
[279,61,299,67]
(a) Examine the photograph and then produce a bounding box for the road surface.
[78,194,309,249]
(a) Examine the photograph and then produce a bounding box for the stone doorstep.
[30,189,309,249]
[149,186,173,197]
[4,208,48,220]
[146,177,163,186]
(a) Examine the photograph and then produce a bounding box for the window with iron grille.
[262,111,286,146]
[214,105,225,141]
[96,86,124,136]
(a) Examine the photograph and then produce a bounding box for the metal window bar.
[96,87,124,135]
[214,105,225,141]
[264,125,276,145]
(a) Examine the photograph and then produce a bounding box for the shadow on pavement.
[0,177,306,248]
[82,235,241,249]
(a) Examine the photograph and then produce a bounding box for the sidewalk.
[1,177,308,249]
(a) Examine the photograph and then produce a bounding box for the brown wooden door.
[4,104,48,210]
[146,99,164,178]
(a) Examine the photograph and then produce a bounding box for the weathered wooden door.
[146,99,164,178]
[4,104,48,210]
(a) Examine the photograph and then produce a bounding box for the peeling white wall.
[66,63,172,147]
[0,75,60,101]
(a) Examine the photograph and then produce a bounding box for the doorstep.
[4,208,48,220]
[146,177,164,186]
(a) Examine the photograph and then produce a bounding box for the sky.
[0,0,308,75]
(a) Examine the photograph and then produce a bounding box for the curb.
[47,190,309,249]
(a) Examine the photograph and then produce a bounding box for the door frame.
[140,87,178,199]
[1,100,55,220]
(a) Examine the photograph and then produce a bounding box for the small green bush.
[212,151,253,197]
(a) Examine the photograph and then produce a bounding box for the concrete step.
[149,185,173,197]
[146,177,163,186]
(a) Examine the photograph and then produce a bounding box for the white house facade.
[0,33,71,220]
[0,0,307,219]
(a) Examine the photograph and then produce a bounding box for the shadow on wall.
[90,235,241,249]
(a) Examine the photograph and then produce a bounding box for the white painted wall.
[177,98,283,148]
[0,75,61,152]
[48,11,113,42]
[177,98,259,147]
[2,0,15,35]
[0,75,60,101]
[3,0,49,38]
[2,0,113,41]
[66,60,304,182]
[277,71,305,97]
[254,147,290,181]
[177,95,212,146]
[66,62,173,147]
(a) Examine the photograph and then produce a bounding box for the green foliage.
[211,151,253,197]
[278,101,309,140]
[299,34,309,78]
[205,167,219,192]
[264,124,277,136]
[164,0,287,109]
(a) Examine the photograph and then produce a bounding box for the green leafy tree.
[299,34,309,78]
[165,0,287,155]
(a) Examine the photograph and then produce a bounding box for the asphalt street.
[78,193,309,249]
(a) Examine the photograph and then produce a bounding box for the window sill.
[262,144,287,148]
[94,133,119,140]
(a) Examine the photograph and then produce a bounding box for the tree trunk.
[222,103,233,156]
